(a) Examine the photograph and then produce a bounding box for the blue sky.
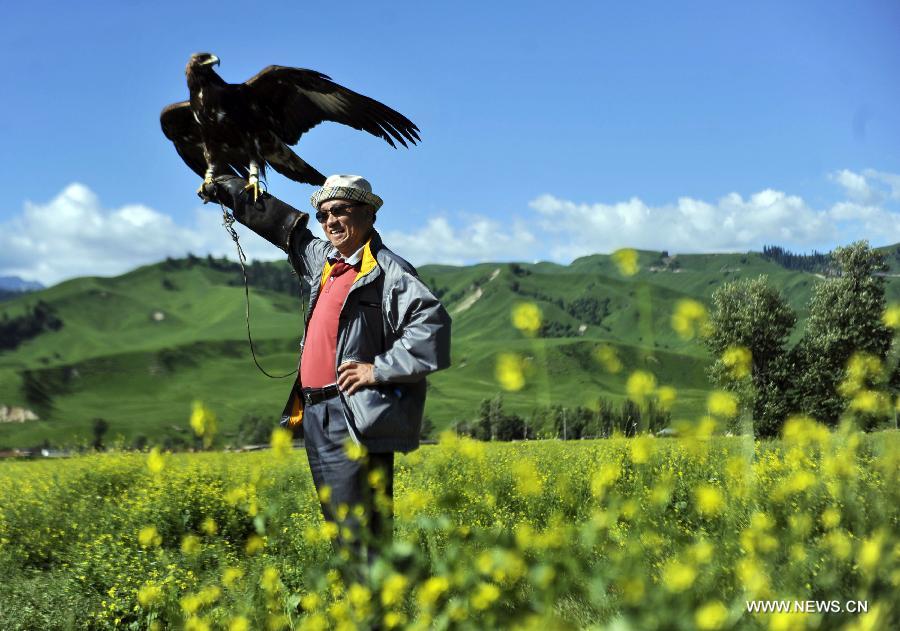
[2,0,900,284]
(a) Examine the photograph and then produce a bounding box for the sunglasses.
[315,203,363,223]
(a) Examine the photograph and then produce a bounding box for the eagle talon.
[243,178,261,202]
[197,173,215,201]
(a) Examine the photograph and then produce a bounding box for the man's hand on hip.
[337,362,377,395]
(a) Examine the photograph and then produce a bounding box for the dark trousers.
[302,395,394,568]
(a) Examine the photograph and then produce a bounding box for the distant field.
[0,426,896,629]
[1,246,899,448]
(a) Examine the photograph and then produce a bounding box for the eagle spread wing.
[161,57,419,195]
[159,102,245,179]
[242,66,420,148]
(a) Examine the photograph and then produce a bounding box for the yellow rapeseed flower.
[181,534,201,556]
[657,385,677,410]
[626,370,657,404]
[496,352,526,391]
[695,601,728,630]
[611,248,639,276]
[345,441,367,461]
[662,560,697,592]
[381,573,408,607]
[189,401,218,448]
[707,390,739,418]
[471,582,501,610]
[245,534,265,555]
[722,345,752,379]
[200,517,217,536]
[695,485,725,518]
[511,302,542,336]
[857,531,884,576]
[417,576,449,608]
[228,617,250,631]
[270,427,293,458]
[137,582,163,607]
[138,525,161,548]
[147,447,165,474]
[672,299,709,340]
[630,434,655,464]
[261,567,281,593]
[222,567,243,587]
[184,617,210,631]
[513,459,543,496]
[594,344,623,373]
[882,303,900,329]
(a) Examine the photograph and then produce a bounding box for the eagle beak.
[203,55,220,67]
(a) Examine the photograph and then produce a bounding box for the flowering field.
[0,421,896,630]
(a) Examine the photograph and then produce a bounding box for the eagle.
[160,53,420,200]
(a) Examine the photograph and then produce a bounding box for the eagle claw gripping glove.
[201,175,308,251]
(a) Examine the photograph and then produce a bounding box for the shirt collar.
[328,242,366,266]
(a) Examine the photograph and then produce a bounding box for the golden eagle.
[160,53,420,199]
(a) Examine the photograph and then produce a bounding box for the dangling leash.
[219,197,303,379]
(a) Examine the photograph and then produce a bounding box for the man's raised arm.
[201,176,329,282]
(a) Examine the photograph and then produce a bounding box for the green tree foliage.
[705,275,797,437]
[707,241,897,435]
[0,301,64,351]
[795,241,894,428]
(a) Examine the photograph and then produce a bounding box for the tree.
[92,418,109,451]
[705,275,797,437]
[795,241,893,428]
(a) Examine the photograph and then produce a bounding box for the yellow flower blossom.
[200,517,217,536]
[611,248,639,276]
[471,582,501,610]
[695,601,728,630]
[260,566,281,593]
[138,525,161,548]
[228,617,250,631]
[189,400,217,448]
[245,534,265,555]
[882,303,900,329]
[722,345,752,379]
[180,534,201,556]
[345,441,367,461]
[137,582,163,607]
[381,573,408,607]
[222,567,243,587]
[695,485,725,517]
[707,390,739,418]
[270,427,293,458]
[496,352,526,391]
[626,370,657,404]
[147,447,165,474]
[672,299,709,340]
[594,344,623,373]
[630,434,655,464]
[417,576,449,608]
[511,302,542,336]
[657,385,677,410]
[662,560,696,592]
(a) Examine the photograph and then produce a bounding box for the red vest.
[299,260,360,388]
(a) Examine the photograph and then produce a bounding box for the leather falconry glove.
[201,175,308,252]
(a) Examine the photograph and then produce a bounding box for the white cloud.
[0,183,284,285]
[380,215,537,267]
[528,187,852,261]
[4,170,899,285]
[830,169,879,203]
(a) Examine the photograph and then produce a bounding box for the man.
[203,174,451,564]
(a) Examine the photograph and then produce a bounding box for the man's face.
[317,198,374,256]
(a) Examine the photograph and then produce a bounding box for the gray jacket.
[207,176,451,452]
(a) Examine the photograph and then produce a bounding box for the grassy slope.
[1,245,899,448]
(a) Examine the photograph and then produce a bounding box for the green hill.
[1,244,899,449]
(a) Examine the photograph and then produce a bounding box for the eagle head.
[186,52,220,75]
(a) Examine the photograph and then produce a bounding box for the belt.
[301,384,340,406]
